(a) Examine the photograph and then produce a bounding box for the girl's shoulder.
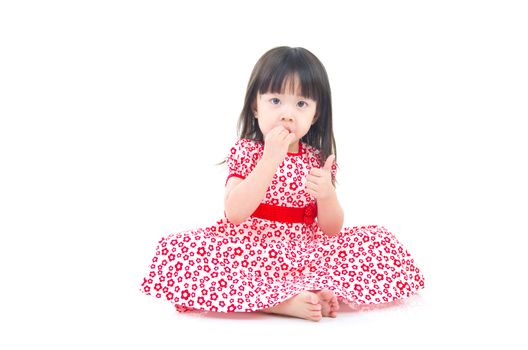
[301,141,318,155]
[301,141,322,161]
[230,138,264,155]
[236,138,263,147]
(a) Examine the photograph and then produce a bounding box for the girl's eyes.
[270,98,308,108]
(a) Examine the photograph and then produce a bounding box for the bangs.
[256,60,322,102]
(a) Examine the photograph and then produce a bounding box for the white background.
[1,0,526,349]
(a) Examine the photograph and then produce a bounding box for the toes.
[309,312,322,322]
[317,288,336,302]
[310,304,322,311]
[305,292,319,305]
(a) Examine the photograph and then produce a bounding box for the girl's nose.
[280,108,294,121]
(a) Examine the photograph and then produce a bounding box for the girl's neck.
[287,140,302,155]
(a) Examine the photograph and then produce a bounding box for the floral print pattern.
[140,139,424,312]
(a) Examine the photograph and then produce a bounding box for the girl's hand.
[305,154,336,200]
[262,125,297,166]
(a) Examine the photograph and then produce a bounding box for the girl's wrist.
[260,153,282,169]
[317,188,337,203]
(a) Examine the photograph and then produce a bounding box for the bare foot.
[313,289,339,318]
[260,291,323,322]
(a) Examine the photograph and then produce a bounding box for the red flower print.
[181,290,190,300]
[354,284,363,292]
[269,249,278,258]
[234,247,243,256]
[197,247,206,256]
[166,292,174,300]
[219,279,227,288]
[289,183,298,191]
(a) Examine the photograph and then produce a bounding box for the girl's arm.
[224,155,279,225]
[305,154,343,236]
[316,191,344,237]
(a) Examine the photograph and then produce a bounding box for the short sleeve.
[329,158,338,183]
[323,155,338,184]
[225,139,261,186]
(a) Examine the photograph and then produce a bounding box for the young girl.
[140,46,425,322]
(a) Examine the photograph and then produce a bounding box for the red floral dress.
[140,138,425,313]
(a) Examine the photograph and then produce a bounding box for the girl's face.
[253,76,317,149]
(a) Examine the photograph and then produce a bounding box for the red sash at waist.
[250,202,317,225]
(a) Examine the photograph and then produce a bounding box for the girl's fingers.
[306,176,319,185]
[309,168,323,177]
[277,129,290,141]
[307,181,318,190]
[305,188,315,197]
